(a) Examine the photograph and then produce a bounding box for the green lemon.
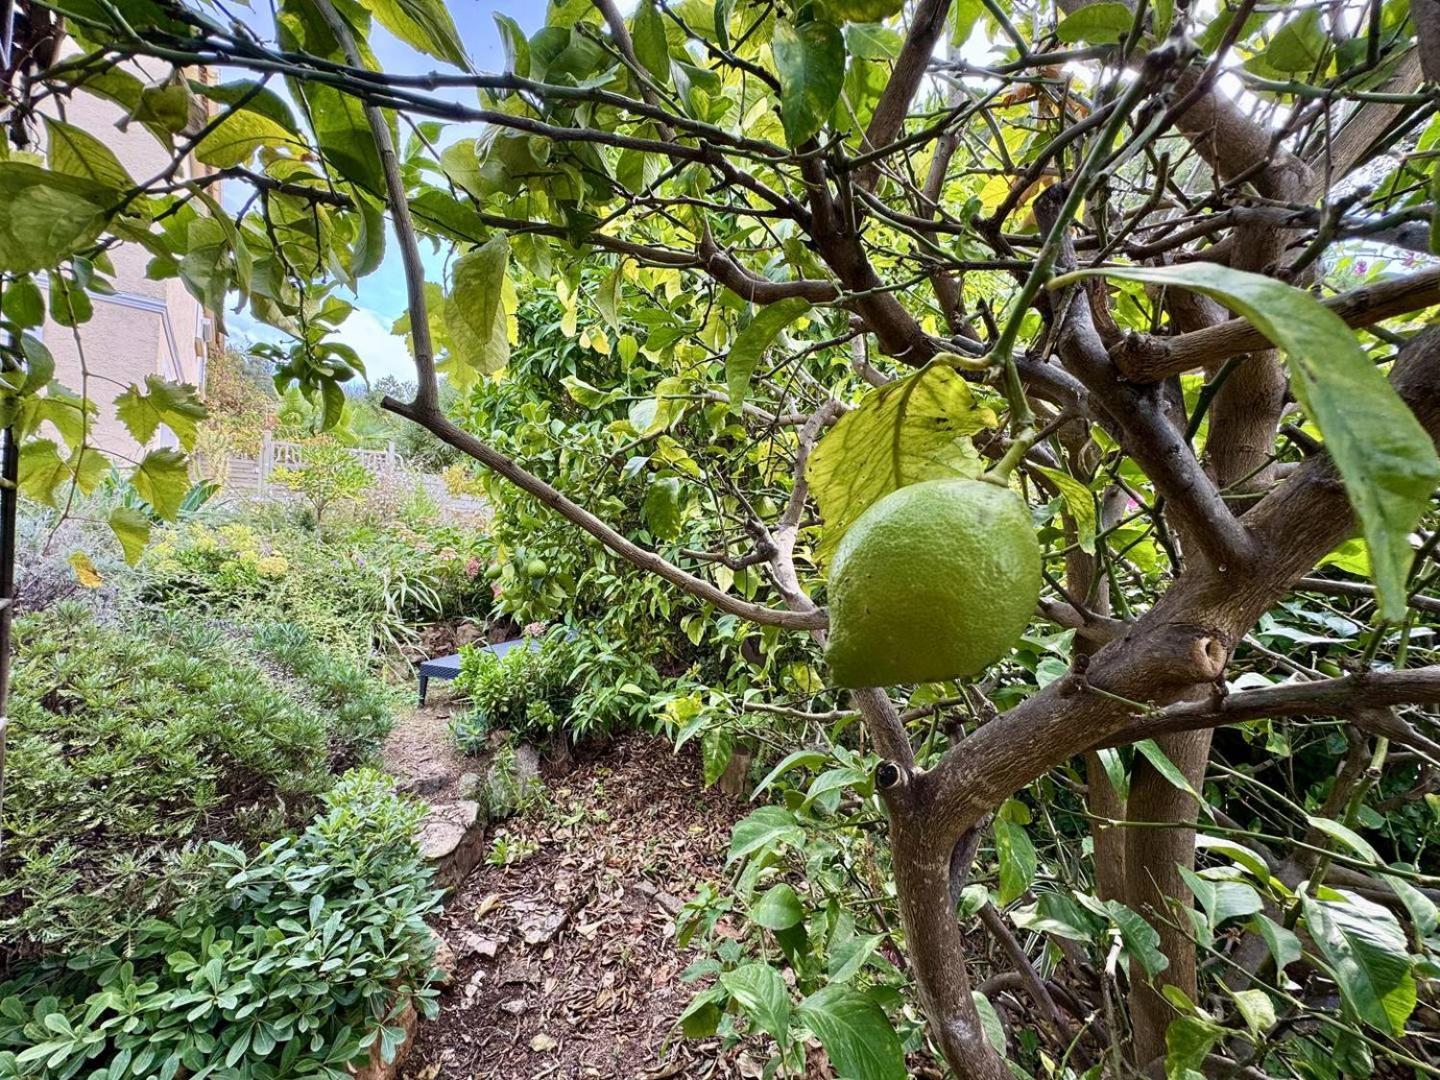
[824,478,1042,688]
[524,558,549,578]
[484,563,504,581]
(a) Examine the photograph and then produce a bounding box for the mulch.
[402,735,760,1080]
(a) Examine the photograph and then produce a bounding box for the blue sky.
[227,2,547,384]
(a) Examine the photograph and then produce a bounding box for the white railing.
[203,432,485,515]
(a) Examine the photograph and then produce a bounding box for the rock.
[427,927,455,988]
[513,743,542,786]
[717,747,753,797]
[417,800,487,892]
[455,771,482,800]
[456,622,484,646]
[347,1001,417,1080]
[401,774,450,798]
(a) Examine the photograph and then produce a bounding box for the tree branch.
[1113,267,1440,382]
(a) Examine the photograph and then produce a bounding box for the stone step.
[417,798,488,893]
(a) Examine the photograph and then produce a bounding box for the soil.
[402,736,754,1080]
[382,689,475,805]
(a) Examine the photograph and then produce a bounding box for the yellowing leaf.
[67,551,103,588]
[109,507,151,566]
[1037,466,1097,553]
[445,236,511,376]
[807,364,998,564]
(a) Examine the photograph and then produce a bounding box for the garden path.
[401,736,761,1080]
[383,694,474,805]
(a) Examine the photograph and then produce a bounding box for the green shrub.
[141,517,492,663]
[451,629,573,746]
[0,604,393,955]
[0,771,441,1080]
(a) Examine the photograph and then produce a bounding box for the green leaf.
[1258,8,1328,74]
[701,726,733,787]
[1302,894,1417,1036]
[109,506,152,565]
[445,236,511,376]
[1250,913,1302,973]
[1052,262,1440,622]
[632,0,671,85]
[772,20,846,148]
[844,23,902,59]
[597,264,623,333]
[1306,815,1381,864]
[0,163,113,274]
[1386,872,1438,938]
[1055,1,1136,44]
[5,277,45,330]
[44,116,136,189]
[951,0,984,46]
[1106,899,1170,980]
[796,985,906,1080]
[750,883,804,931]
[828,933,881,983]
[562,375,623,410]
[1178,867,1263,927]
[822,0,903,20]
[803,766,868,808]
[494,13,531,76]
[644,475,684,539]
[1226,988,1277,1035]
[1134,739,1204,807]
[725,297,810,408]
[1037,465,1096,553]
[193,104,299,169]
[994,805,1038,905]
[355,0,469,68]
[130,448,192,519]
[752,749,828,799]
[971,991,1007,1053]
[114,376,207,451]
[721,963,790,1042]
[17,438,67,506]
[1165,1015,1224,1080]
[678,988,724,1038]
[807,363,998,564]
[728,806,805,864]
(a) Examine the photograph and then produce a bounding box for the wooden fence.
[201,433,487,516]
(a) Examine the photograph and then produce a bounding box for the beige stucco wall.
[40,61,215,460]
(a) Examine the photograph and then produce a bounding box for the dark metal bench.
[417,637,538,705]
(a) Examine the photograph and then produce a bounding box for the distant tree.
[270,439,374,531]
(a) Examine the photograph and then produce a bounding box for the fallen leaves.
[403,737,749,1079]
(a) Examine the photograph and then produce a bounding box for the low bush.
[0,603,394,955]
[0,770,441,1080]
[141,516,492,663]
[450,629,572,751]
[450,627,659,752]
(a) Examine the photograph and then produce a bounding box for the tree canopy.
[6,0,1440,1075]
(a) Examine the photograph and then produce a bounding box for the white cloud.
[331,306,418,386]
[226,304,418,388]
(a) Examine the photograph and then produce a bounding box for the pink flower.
[465,556,482,579]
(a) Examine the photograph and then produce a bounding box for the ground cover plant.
[0,599,394,956]
[0,770,441,1080]
[5,0,1440,1077]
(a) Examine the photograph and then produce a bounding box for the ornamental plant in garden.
[4,0,1440,1077]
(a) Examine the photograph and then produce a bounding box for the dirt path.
[403,736,752,1079]
[382,690,474,804]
